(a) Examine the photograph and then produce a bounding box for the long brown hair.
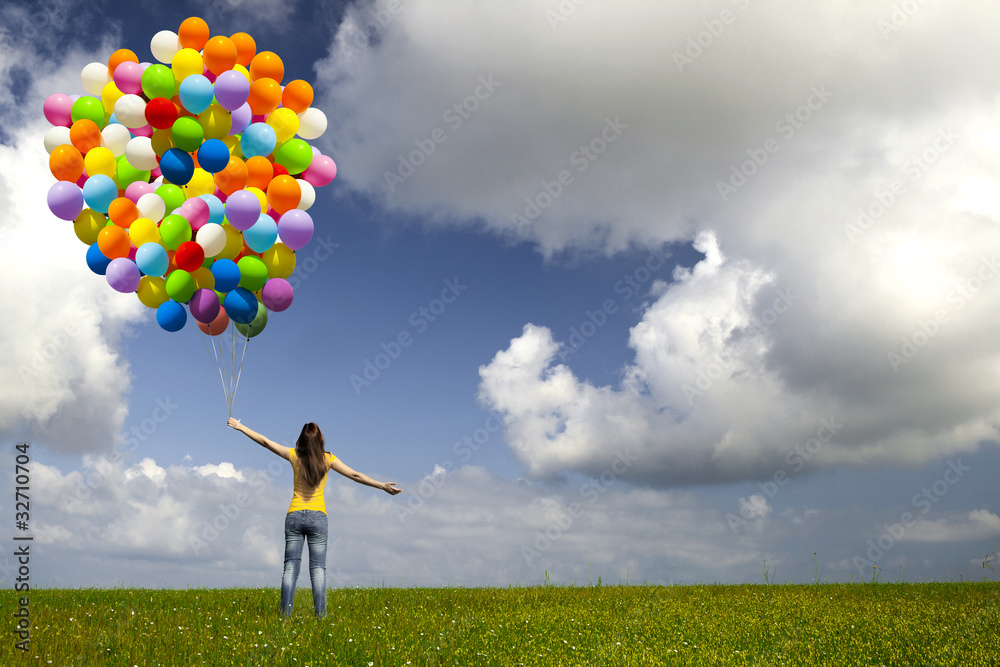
[295,423,329,487]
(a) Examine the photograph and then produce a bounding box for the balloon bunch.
[43,16,336,340]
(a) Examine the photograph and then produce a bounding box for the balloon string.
[199,327,232,415]
[231,328,251,411]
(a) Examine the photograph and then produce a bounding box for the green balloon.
[71,96,106,127]
[237,256,268,292]
[235,300,268,338]
[156,184,185,215]
[171,117,204,153]
[160,214,192,250]
[116,155,150,189]
[273,139,313,174]
[165,269,196,303]
[141,64,176,100]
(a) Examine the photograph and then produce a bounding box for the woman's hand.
[227,417,243,431]
[382,482,402,495]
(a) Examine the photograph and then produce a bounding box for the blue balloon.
[156,301,187,332]
[243,213,278,253]
[240,122,276,159]
[211,258,241,292]
[135,242,169,277]
[197,139,230,174]
[223,287,258,324]
[178,74,215,114]
[199,194,226,226]
[82,174,117,213]
[86,242,112,275]
[160,148,195,185]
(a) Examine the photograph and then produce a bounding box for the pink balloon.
[114,62,144,95]
[178,197,210,231]
[262,278,294,312]
[124,180,155,202]
[43,93,73,127]
[130,124,154,138]
[302,155,336,187]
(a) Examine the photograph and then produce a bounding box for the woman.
[227,418,401,618]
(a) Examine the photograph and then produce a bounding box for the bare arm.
[330,458,402,495]
[227,418,291,461]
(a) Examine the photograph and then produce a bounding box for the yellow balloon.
[223,134,243,159]
[129,218,161,246]
[266,108,299,144]
[172,48,204,83]
[246,186,267,213]
[217,223,244,260]
[191,266,216,290]
[74,208,106,245]
[261,243,296,279]
[136,276,169,309]
[198,103,232,140]
[184,168,216,198]
[232,64,251,81]
[151,128,175,156]
[83,146,117,177]
[101,81,124,115]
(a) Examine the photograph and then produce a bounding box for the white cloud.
[901,510,1000,543]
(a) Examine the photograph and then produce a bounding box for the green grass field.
[2,583,998,666]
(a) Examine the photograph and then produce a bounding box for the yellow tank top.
[287,450,336,514]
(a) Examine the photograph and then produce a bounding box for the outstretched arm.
[227,418,292,461]
[330,458,402,495]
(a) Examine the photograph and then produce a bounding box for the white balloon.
[136,192,166,223]
[101,124,131,157]
[296,108,327,140]
[114,95,148,129]
[125,136,159,171]
[80,62,110,97]
[296,179,316,210]
[196,223,227,257]
[150,30,181,65]
[43,126,72,154]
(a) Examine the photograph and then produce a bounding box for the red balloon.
[145,97,178,130]
[174,241,205,272]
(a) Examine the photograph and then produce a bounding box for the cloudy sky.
[1,0,999,589]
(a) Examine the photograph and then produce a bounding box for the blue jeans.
[281,510,328,618]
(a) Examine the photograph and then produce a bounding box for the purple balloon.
[229,102,252,136]
[106,258,141,293]
[277,209,314,251]
[188,288,221,324]
[261,278,294,312]
[47,181,84,220]
[213,70,251,112]
[224,189,262,231]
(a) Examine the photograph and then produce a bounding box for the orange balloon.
[69,119,102,154]
[178,16,210,51]
[266,175,301,215]
[247,78,282,115]
[198,308,230,336]
[249,51,284,83]
[203,35,238,75]
[281,80,314,114]
[107,49,139,76]
[214,156,248,195]
[97,225,131,260]
[245,156,274,190]
[230,32,257,67]
[108,197,139,228]
[49,144,84,182]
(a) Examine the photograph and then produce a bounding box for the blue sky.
[1,0,999,589]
